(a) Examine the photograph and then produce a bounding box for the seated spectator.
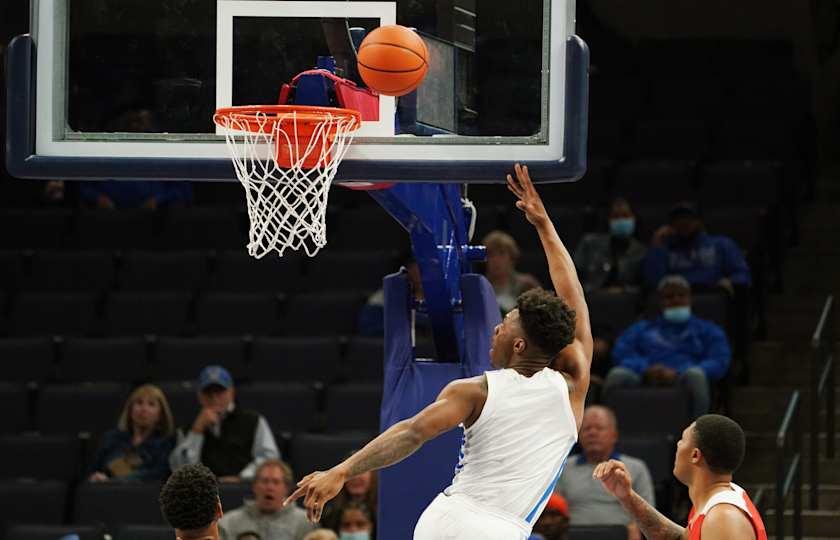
[483,230,541,313]
[644,202,751,292]
[88,384,176,482]
[333,501,376,540]
[604,276,731,417]
[170,366,280,481]
[575,198,647,293]
[219,459,313,540]
[531,493,570,540]
[555,406,654,540]
[358,253,425,337]
[304,530,339,540]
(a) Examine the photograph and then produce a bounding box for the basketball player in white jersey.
[284,163,592,539]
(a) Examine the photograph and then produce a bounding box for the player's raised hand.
[593,459,633,501]
[283,468,346,523]
[506,163,549,228]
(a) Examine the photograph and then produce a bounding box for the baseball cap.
[668,201,700,221]
[198,365,233,390]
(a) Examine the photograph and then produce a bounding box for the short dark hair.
[159,464,220,531]
[693,415,746,475]
[516,288,576,358]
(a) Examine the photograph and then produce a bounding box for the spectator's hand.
[284,467,347,523]
[141,197,159,210]
[627,522,642,540]
[593,459,633,502]
[651,225,674,247]
[644,365,665,383]
[717,277,734,296]
[659,366,678,384]
[89,472,109,483]
[96,194,116,210]
[506,163,549,228]
[191,407,221,434]
[218,476,241,483]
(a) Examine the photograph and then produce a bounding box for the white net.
[214,106,361,258]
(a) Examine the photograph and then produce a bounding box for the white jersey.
[443,367,578,532]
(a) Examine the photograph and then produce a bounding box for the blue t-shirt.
[643,233,751,288]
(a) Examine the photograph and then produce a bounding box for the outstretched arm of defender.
[507,165,593,383]
[595,460,688,540]
[284,377,484,522]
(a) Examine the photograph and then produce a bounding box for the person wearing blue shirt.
[643,203,751,292]
[603,275,731,417]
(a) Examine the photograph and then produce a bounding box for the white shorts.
[414,493,530,540]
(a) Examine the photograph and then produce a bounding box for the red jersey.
[686,482,767,540]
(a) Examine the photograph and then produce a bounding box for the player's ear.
[215,498,223,520]
[513,337,526,354]
[690,448,702,465]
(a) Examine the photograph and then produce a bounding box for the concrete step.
[765,509,840,537]
[745,484,840,511]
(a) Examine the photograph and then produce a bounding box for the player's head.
[159,464,223,539]
[490,288,576,369]
[673,415,746,485]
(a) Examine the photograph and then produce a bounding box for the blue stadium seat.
[26,251,116,292]
[154,336,247,381]
[0,434,80,481]
[0,480,66,531]
[10,292,97,337]
[324,384,382,432]
[37,382,127,435]
[236,382,318,433]
[75,482,166,529]
[61,337,148,383]
[251,336,342,383]
[104,292,192,336]
[0,337,56,382]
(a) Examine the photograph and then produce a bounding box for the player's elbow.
[401,418,433,446]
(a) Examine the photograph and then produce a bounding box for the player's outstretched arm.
[507,165,593,401]
[594,460,688,540]
[284,377,484,522]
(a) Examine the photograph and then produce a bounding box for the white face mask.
[340,533,371,540]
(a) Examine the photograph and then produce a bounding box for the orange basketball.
[357,25,429,97]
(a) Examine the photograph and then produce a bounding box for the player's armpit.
[410,376,486,440]
[700,504,757,540]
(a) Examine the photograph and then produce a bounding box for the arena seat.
[26,250,116,293]
[251,336,342,383]
[0,209,69,249]
[210,250,303,293]
[236,382,319,432]
[5,524,105,540]
[287,432,374,480]
[588,290,641,343]
[60,337,147,383]
[343,337,385,382]
[75,482,166,529]
[10,292,97,337]
[104,292,192,336]
[0,337,55,382]
[194,292,282,336]
[568,525,629,540]
[114,524,174,540]
[282,292,365,336]
[119,250,208,292]
[160,207,247,250]
[0,383,29,434]
[0,250,25,293]
[612,159,698,204]
[154,336,247,381]
[324,384,383,432]
[604,388,691,439]
[304,251,397,292]
[0,480,66,531]
[37,382,127,435]
[0,434,80,481]
[73,209,161,250]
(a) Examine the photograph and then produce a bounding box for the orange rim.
[214,105,362,134]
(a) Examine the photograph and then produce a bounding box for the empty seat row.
[0,249,399,294]
[0,335,383,384]
[0,381,382,435]
[0,291,367,338]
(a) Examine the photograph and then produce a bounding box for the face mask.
[609,218,635,238]
[340,533,371,540]
[663,306,691,324]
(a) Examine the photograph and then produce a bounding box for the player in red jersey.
[594,414,767,540]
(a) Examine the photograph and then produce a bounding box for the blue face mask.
[609,218,635,238]
[340,533,371,540]
[663,306,691,324]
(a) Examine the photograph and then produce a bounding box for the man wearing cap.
[643,202,751,293]
[603,276,731,417]
[170,365,279,482]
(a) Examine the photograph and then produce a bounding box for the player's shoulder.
[444,375,488,397]
[702,503,755,539]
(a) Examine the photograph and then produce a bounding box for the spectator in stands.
[358,252,425,337]
[575,198,647,293]
[219,459,313,540]
[531,493,570,540]
[170,365,280,482]
[333,501,376,540]
[483,230,541,313]
[88,384,176,482]
[160,463,223,539]
[644,202,751,293]
[79,108,193,209]
[322,451,378,529]
[555,406,653,540]
[604,276,732,417]
[304,530,339,540]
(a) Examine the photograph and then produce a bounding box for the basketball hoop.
[213,105,362,258]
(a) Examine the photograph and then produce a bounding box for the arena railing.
[809,294,835,509]
[775,389,803,540]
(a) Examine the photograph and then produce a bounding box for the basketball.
[357,25,429,97]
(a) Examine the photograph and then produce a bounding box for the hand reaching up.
[506,163,549,228]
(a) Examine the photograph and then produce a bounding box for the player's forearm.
[534,220,588,324]
[337,419,425,478]
[619,491,686,540]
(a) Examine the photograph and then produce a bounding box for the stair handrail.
[809,295,835,509]
[775,390,803,540]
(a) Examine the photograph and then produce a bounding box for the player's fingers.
[506,173,524,197]
[283,485,306,507]
[298,471,319,486]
